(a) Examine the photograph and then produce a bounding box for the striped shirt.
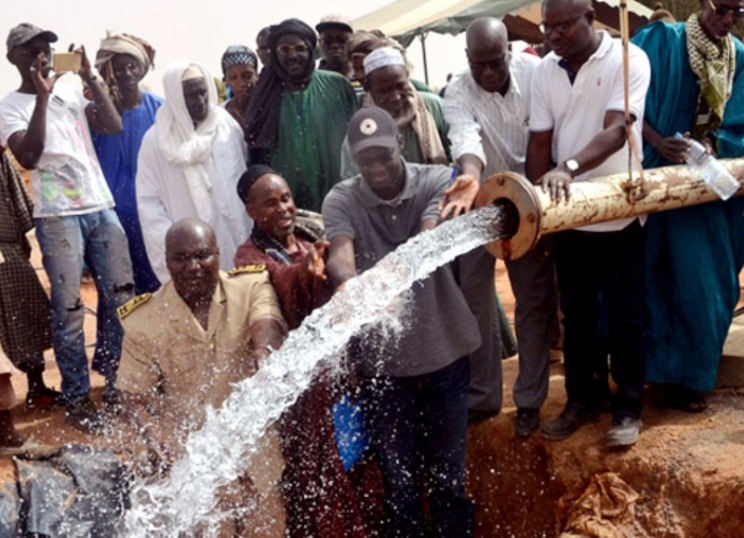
[444,51,540,178]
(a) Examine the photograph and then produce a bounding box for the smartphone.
[52,52,82,73]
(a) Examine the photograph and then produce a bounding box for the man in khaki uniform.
[117,217,287,536]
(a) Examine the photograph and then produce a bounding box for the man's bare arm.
[76,44,122,134]
[540,111,629,203]
[326,235,357,289]
[7,54,59,169]
[525,129,553,184]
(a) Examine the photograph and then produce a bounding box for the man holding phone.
[0,23,134,435]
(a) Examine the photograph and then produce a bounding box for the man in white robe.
[137,61,250,283]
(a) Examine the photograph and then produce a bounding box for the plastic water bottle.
[675,133,740,200]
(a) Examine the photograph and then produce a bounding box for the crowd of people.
[0,0,743,534]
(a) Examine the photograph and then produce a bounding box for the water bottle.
[675,133,740,200]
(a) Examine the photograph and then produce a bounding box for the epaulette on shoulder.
[117,293,152,319]
[228,264,267,277]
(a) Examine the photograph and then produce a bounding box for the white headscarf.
[157,60,220,222]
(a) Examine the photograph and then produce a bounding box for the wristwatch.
[563,158,580,178]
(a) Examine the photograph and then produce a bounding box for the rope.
[620,1,647,202]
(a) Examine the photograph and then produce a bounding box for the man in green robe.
[246,18,357,213]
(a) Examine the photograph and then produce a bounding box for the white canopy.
[352,0,653,46]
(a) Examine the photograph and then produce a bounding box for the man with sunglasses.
[0,23,134,435]
[444,17,560,436]
[246,18,357,213]
[632,0,744,413]
[528,0,651,447]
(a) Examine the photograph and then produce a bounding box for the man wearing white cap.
[136,61,250,284]
[340,46,448,178]
[316,14,354,78]
[0,22,134,434]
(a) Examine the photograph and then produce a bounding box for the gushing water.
[123,204,509,536]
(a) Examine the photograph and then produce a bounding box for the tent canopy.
[352,0,535,46]
[352,0,653,46]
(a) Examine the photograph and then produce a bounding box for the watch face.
[565,159,580,173]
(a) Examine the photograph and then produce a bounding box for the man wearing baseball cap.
[0,23,134,435]
[316,14,353,78]
[322,105,480,536]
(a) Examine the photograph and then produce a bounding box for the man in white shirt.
[0,23,134,434]
[136,61,251,284]
[527,0,651,446]
[445,17,559,437]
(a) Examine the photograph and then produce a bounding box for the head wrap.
[95,31,156,104]
[268,18,317,83]
[156,60,220,223]
[246,18,318,161]
[181,64,205,81]
[95,31,155,73]
[363,46,406,77]
[237,164,278,203]
[347,31,380,57]
[221,45,258,76]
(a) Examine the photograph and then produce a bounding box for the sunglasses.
[276,43,311,56]
[708,0,744,18]
[539,13,585,35]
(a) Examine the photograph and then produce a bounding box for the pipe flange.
[475,172,543,260]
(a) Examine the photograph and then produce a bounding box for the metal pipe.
[475,158,744,260]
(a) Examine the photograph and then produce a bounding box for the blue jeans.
[35,209,134,402]
[363,357,474,538]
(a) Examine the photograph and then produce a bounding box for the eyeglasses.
[539,13,585,35]
[708,0,744,19]
[468,53,510,73]
[276,43,311,56]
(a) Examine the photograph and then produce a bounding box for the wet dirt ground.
[4,242,744,537]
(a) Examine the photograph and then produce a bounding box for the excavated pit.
[2,235,744,535]
[467,357,744,537]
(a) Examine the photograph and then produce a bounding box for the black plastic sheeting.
[0,444,130,537]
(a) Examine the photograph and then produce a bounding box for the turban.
[95,31,155,74]
[347,31,381,56]
[246,18,318,159]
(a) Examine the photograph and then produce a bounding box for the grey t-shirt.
[322,161,481,377]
